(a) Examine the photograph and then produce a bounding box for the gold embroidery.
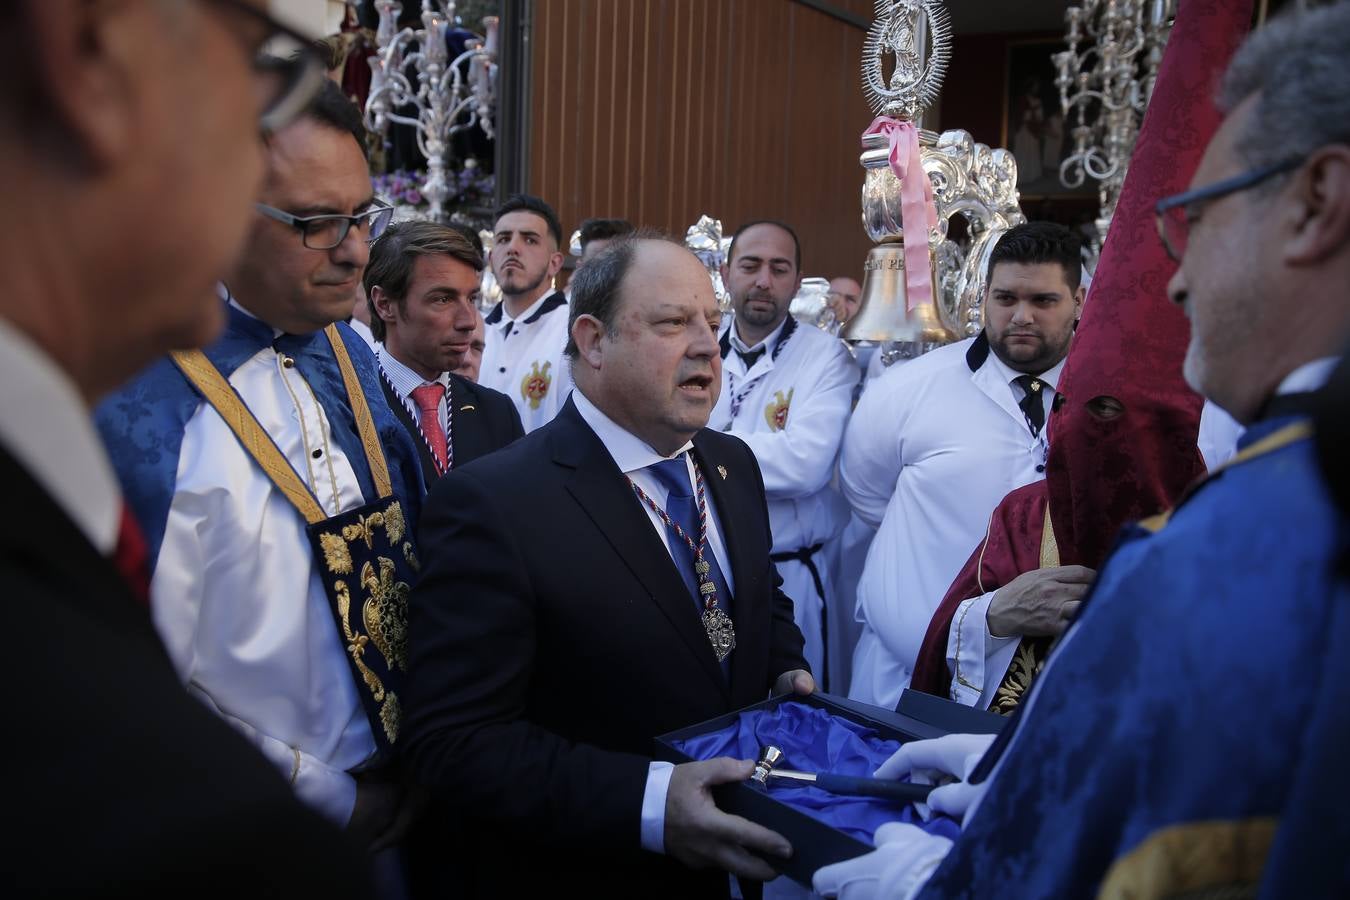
[325,325,393,499]
[1098,817,1276,899]
[383,500,406,544]
[342,511,386,549]
[380,692,402,743]
[990,505,1060,714]
[320,532,353,575]
[335,580,386,702]
[991,640,1046,716]
[520,361,553,409]
[403,541,421,573]
[763,388,795,431]
[361,557,410,672]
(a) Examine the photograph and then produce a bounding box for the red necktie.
[410,383,448,473]
[113,504,151,607]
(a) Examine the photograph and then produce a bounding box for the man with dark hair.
[815,3,1350,895]
[708,220,857,689]
[4,2,373,894]
[480,193,573,431]
[98,79,427,855]
[365,220,522,485]
[403,234,814,897]
[840,221,1085,710]
[578,216,636,265]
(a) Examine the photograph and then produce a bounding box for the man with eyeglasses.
[98,76,427,865]
[4,0,375,895]
[811,4,1350,898]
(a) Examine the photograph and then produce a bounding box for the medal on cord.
[628,461,737,661]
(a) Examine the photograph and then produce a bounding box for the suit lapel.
[381,377,439,487]
[553,404,729,696]
[448,376,490,467]
[691,433,766,700]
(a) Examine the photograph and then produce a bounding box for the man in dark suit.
[366,220,524,483]
[3,1,365,895]
[403,235,815,897]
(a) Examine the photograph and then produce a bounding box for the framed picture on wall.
[1002,38,1097,199]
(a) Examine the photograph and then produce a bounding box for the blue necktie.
[647,456,734,623]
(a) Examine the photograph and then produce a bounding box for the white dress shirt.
[841,336,1064,710]
[480,290,574,432]
[710,316,856,680]
[150,301,377,825]
[0,317,120,554]
[347,317,379,353]
[571,388,736,855]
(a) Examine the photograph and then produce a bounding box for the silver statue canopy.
[846,0,1026,364]
[862,0,953,121]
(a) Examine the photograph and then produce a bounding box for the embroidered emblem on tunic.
[383,501,406,544]
[764,388,795,431]
[320,532,353,575]
[521,361,553,409]
[991,637,1050,716]
[361,557,409,672]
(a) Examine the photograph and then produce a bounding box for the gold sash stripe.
[325,325,393,498]
[1098,816,1276,899]
[169,325,395,525]
[1039,500,1060,569]
[170,348,327,524]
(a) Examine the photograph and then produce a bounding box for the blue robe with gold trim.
[915,416,1350,897]
[95,304,424,567]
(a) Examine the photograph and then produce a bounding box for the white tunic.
[150,318,377,826]
[841,336,1063,709]
[479,291,574,432]
[709,317,856,683]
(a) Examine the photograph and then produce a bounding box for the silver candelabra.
[1055,0,1173,247]
[365,1,499,222]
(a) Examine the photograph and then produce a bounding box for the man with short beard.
[840,222,1085,711]
[709,220,857,689]
[479,193,574,431]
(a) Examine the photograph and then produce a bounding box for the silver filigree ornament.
[862,0,953,121]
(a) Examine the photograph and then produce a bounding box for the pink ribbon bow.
[863,116,939,312]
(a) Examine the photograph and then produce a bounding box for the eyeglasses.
[1154,156,1304,262]
[205,0,327,133]
[255,201,395,250]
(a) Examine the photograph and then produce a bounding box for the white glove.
[812,821,952,900]
[873,733,996,823]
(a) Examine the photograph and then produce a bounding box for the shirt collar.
[728,315,789,357]
[376,345,448,400]
[0,316,121,554]
[572,388,693,475]
[502,290,554,325]
[983,344,1068,393]
[1276,357,1337,395]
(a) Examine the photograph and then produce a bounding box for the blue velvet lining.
[672,701,961,845]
